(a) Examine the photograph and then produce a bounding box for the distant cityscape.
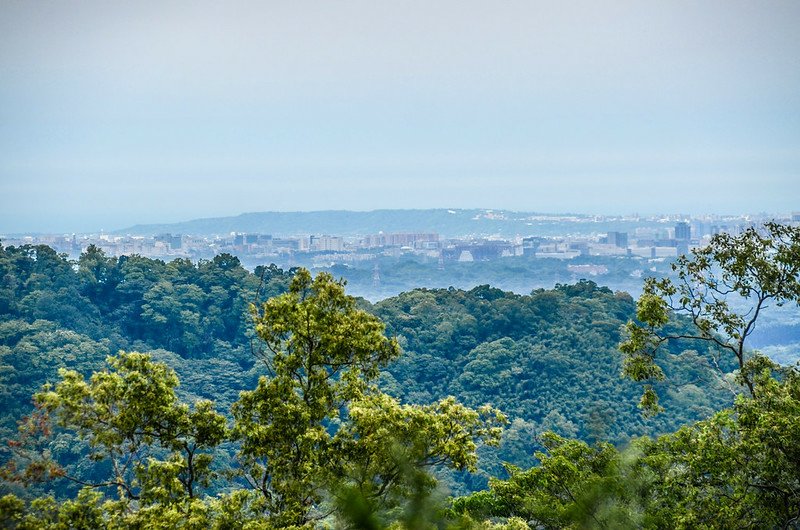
[4,212,798,273]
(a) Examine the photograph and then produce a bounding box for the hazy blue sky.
[1,1,799,233]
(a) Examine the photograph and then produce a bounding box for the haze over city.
[1,1,799,233]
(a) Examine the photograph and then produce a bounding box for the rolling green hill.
[0,243,734,496]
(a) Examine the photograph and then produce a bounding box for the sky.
[1,1,799,233]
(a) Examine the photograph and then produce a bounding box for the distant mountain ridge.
[116,209,656,239]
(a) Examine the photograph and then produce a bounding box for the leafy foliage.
[452,223,800,529]
[2,224,799,528]
[373,281,734,488]
[452,433,656,529]
[1,242,735,499]
[639,364,800,529]
[454,367,800,529]
[2,267,503,528]
[33,352,227,503]
[233,269,403,525]
[620,222,800,412]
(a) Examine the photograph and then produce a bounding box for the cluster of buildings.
[4,214,798,269]
[0,231,445,263]
[525,221,695,260]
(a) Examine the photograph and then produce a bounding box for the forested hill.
[372,283,734,483]
[0,243,733,491]
[0,244,294,442]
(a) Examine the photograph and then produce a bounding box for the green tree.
[32,352,227,505]
[141,281,207,356]
[232,269,402,525]
[620,222,800,413]
[77,245,121,313]
[639,364,800,529]
[232,269,504,527]
[332,393,505,526]
[452,432,656,530]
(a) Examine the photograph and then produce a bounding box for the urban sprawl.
[4,213,799,272]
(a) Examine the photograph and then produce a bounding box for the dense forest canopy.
[0,243,732,485]
[0,222,798,528]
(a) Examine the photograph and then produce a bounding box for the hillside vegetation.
[0,243,730,479]
[0,223,798,528]
[374,283,734,486]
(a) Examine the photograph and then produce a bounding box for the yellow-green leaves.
[234,268,504,526]
[634,291,670,328]
[9,267,508,527]
[637,386,663,417]
[33,351,227,504]
[452,432,651,529]
[343,393,505,474]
